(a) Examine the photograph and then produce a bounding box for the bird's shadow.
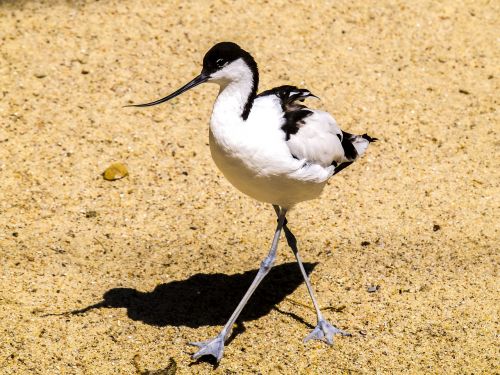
[69,262,317,328]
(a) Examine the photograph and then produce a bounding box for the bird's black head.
[202,42,249,76]
[125,41,258,110]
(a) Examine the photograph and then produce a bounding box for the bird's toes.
[303,326,324,343]
[303,319,350,345]
[190,335,225,362]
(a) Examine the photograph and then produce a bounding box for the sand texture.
[0,0,498,373]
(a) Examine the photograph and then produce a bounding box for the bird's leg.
[272,205,350,345]
[190,208,288,362]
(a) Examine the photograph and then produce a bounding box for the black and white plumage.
[127,42,377,362]
[258,85,377,170]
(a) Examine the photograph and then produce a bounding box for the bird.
[126,41,377,362]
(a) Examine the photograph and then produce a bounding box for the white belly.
[209,130,327,208]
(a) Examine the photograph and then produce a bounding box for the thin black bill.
[125,73,208,108]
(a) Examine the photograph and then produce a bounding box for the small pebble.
[103,163,128,181]
[433,224,441,232]
[367,285,380,293]
[85,210,97,218]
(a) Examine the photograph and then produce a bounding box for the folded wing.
[258,85,377,171]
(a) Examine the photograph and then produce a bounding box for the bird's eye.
[216,58,225,67]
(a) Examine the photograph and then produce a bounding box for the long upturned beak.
[125,73,209,108]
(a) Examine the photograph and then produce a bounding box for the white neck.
[210,59,256,125]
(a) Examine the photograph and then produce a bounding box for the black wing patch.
[341,131,359,161]
[282,109,312,140]
[258,85,317,108]
[258,85,317,140]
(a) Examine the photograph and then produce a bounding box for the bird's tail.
[353,133,378,157]
[333,132,377,175]
[341,132,378,162]
[333,133,377,175]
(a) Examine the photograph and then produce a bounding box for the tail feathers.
[333,132,377,175]
[362,133,378,142]
[341,132,377,162]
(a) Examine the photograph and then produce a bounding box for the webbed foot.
[304,319,351,345]
[189,334,225,362]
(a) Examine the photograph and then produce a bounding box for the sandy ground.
[0,0,498,374]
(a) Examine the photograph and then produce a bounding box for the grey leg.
[190,207,288,362]
[273,205,350,345]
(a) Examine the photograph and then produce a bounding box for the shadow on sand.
[69,262,317,328]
